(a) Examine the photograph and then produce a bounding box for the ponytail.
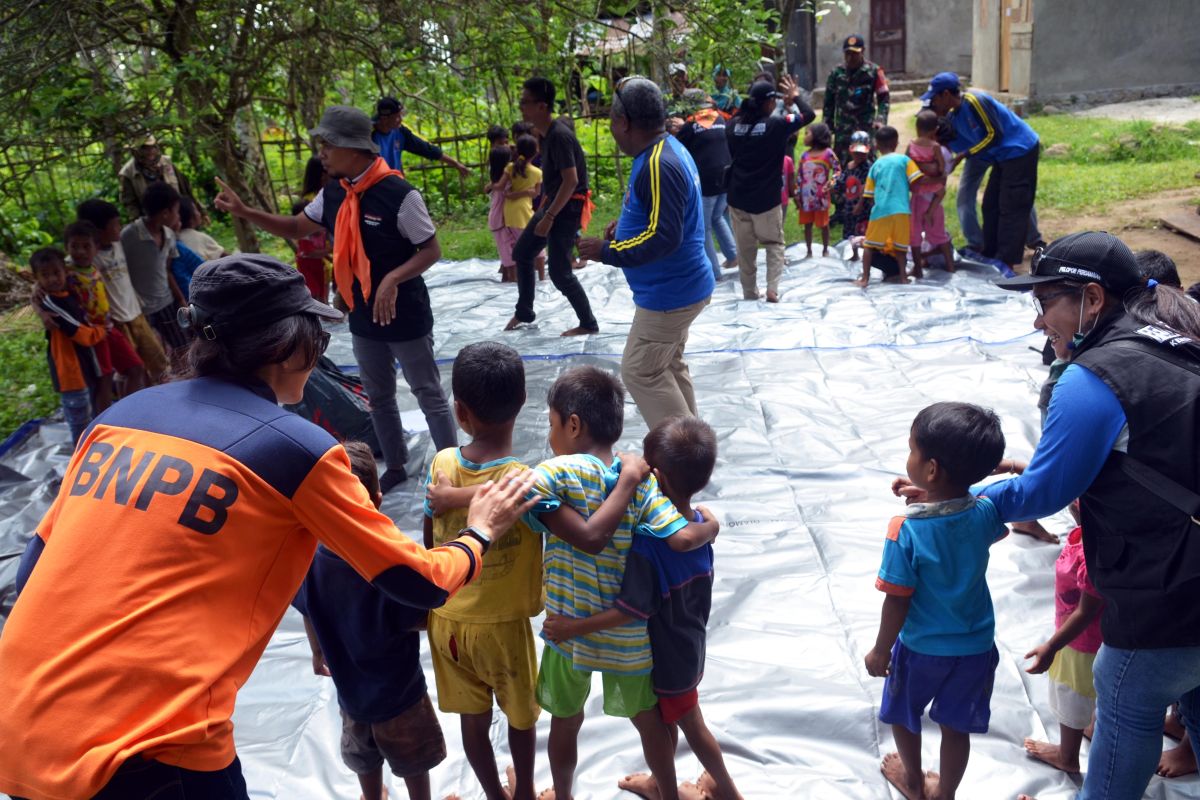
[1125,283,1200,338]
[515,155,528,178]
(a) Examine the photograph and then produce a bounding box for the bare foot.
[721,259,737,271]
[618,772,661,800]
[1024,738,1080,773]
[679,781,707,800]
[536,790,558,800]
[1158,741,1198,778]
[822,247,830,258]
[696,770,741,800]
[1165,708,1187,740]
[505,764,521,800]
[560,326,596,337]
[1017,795,1039,800]
[1012,520,1059,544]
[853,277,868,288]
[504,316,528,332]
[743,290,759,300]
[766,290,779,303]
[806,249,814,260]
[880,752,926,800]
[361,789,390,800]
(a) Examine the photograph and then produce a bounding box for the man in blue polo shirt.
[371,96,470,178]
[577,77,714,427]
[924,72,1040,274]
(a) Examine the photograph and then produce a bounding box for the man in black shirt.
[672,89,738,280]
[726,77,815,302]
[504,77,599,337]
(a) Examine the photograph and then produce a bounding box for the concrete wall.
[1029,0,1200,102]
[906,0,972,76]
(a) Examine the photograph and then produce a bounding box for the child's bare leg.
[402,771,431,800]
[508,723,537,800]
[358,767,387,800]
[548,712,584,800]
[1011,520,1059,544]
[855,248,873,287]
[1160,705,1197,778]
[851,242,860,261]
[939,242,956,273]
[934,725,970,800]
[627,708,678,800]
[821,225,830,257]
[536,255,546,281]
[677,708,742,800]
[1024,724,1083,773]
[461,711,511,800]
[804,223,813,258]
[881,725,927,800]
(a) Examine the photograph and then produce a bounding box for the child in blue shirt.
[543,415,742,800]
[295,441,445,800]
[853,125,923,289]
[865,402,1009,800]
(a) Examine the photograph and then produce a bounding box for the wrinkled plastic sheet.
[3,247,1199,800]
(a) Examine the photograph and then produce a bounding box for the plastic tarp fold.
[2,248,1197,799]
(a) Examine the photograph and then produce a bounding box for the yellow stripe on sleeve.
[610,140,664,252]
[964,93,995,156]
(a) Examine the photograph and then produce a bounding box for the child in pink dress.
[485,146,517,282]
[906,110,954,273]
[1023,524,1104,774]
[797,123,840,259]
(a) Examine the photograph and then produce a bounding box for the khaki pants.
[730,205,785,298]
[621,298,708,428]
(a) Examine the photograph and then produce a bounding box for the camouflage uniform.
[822,61,890,166]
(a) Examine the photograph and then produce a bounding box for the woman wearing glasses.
[895,232,1200,800]
[0,255,536,800]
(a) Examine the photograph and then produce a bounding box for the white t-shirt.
[178,228,226,262]
[92,242,143,323]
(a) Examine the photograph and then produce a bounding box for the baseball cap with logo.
[310,106,380,154]
[920,72,962,102]
[748,80,783,105]
[995,231,1144,294]
[849,130,872,154]
[375,97,403,117]
[843,35,865,52]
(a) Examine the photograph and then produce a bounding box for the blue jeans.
[1079,644,1200,799]
[60,388,92,446]
[702,193,737,280]
[956,157,1041,251]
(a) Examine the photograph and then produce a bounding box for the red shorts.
[797,208,830,227]
[94,327,143,377]
[657,689,699,725]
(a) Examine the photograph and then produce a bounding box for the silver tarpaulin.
[2,247,1198,799]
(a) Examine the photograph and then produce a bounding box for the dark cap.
[181,254,342,340]
[920,72,962,102]
[748,80,782,104]
[309,106,379,154]
[375,96,403,117]
[995,231,1143,294]
[843,34,865,52]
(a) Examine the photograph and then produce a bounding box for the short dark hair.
[30,247,66,273]
[342,440,381,500]
[181,312,325,381]
[452,342,526,425]
[523,76,556,108]
[511,120,534,139]
[806,122,832,149]
[1134,249,1181,289]
[178,196,198,229]
[935,116,955,147]
[1188,282,1200,304]
[915,109,939,134]
[486,124,509,144]
[875,126,899,149]
[76,198,121,228]
[143,182,181,217]
[547,365,624,446]
[488,145,512,184]
[64,220,99,244]
[911,402,1005,489]
[643,416,717,499]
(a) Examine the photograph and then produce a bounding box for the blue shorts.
[879,640,999,734]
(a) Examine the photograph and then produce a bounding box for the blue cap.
[920,72,961,102]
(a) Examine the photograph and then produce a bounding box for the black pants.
[981,145,1039,267]
[14,756,248,800]
[513,201,598,331]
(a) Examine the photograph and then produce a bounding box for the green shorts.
[536,645,657,719]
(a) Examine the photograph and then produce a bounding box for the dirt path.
[1038,187,1200,287]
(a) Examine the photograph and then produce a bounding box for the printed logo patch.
[1136,324,1194,347]
[364,214,383,227]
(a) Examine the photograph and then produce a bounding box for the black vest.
[1071,311,1200,649]
[322,176,433,342]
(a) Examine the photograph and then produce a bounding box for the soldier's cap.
[748,81,782,104]
[181,254,342,339]
[134,134,158,149]
[920,72,962,102]
[843,35,865,52]
[310,106,380,154]
[995,231,1143,295]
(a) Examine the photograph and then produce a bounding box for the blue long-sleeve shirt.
[600,134,714,311]
[372,124,444,172]
[948,91,1039,164]
[980,363,1127,521]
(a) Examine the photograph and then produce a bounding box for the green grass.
[0,308,60,438]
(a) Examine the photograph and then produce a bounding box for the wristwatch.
[458,525,492,555]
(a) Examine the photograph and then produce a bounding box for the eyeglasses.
[1030,287,1081,316]
[1031,246,1102,282]
[613,75,649,113]
[317,329,331,356]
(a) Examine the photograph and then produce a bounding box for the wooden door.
[870,0,906,74]
[1000,0,1033,91]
